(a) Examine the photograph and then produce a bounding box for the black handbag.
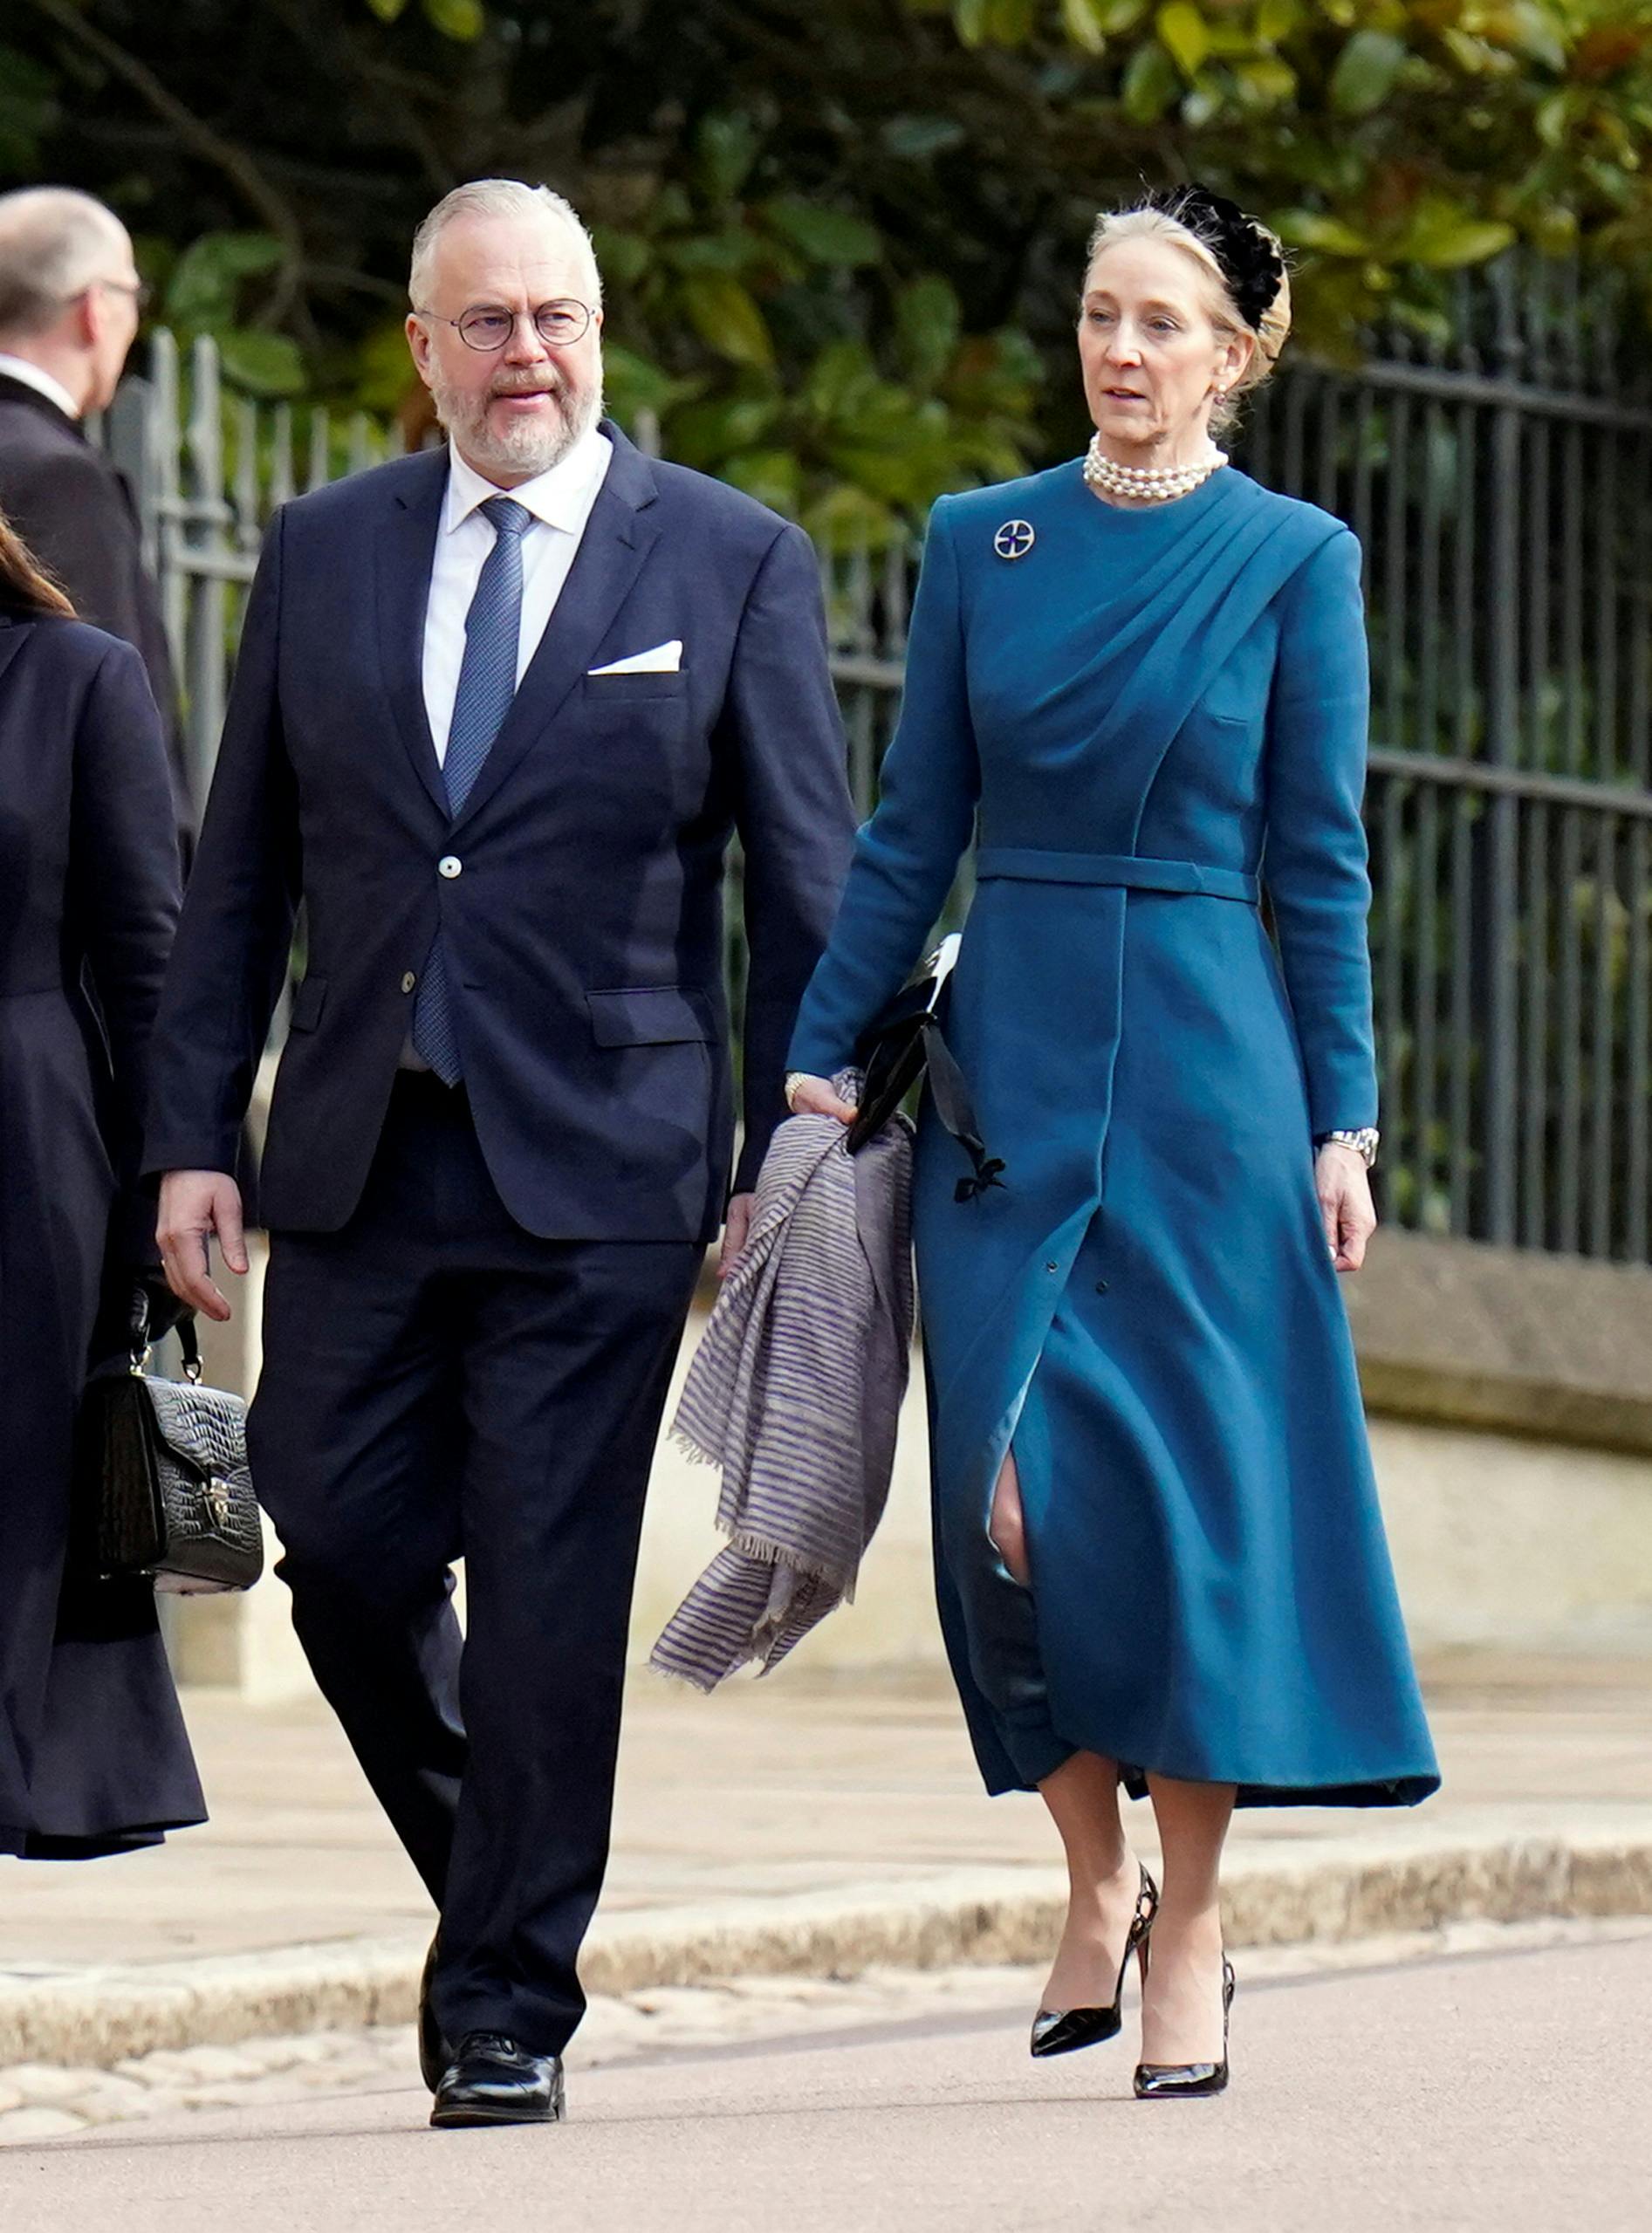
[845,933,1005,1200]
[73,1294,264,1594]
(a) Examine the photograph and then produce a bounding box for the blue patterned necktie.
[411,494,532,1084]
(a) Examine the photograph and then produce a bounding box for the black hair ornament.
[1141,185,1285,335]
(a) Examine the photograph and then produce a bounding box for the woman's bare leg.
[1037,1750,1147,2007]
[988,1449,1032,1586]
[991,1452,1145,2008]
[1140,1772,1236,2064]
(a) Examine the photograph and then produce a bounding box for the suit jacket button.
[1094,1279,1109,1295]
[438,854,463,879]
[401,971,417,994]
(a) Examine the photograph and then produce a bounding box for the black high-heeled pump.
[1133,1953,1237,2099]
[1029,1863,1159,2058]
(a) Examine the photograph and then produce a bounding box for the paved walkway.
[3,1652,1649,1972]
[7,1928,1652,2230]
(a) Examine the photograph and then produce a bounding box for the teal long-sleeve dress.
[787,462,1439,1807]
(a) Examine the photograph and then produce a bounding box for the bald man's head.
[0,188,142,414]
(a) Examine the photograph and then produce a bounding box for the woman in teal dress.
[785,189,1437,2098]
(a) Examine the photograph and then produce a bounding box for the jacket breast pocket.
[288,975,327,1031]
[1199,635,1272,730]
[579,672,689,703]
[1196,681,1263,730]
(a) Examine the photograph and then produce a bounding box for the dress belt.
[974,847,1259,905]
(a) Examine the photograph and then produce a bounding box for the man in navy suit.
[147,180,854,2127]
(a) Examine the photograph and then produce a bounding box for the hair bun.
[1142,185,1285,334]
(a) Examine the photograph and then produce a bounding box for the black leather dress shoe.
[418,1932,453,2095]
[430,2032,567,2128]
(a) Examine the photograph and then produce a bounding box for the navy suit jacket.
[144,424,854,1243]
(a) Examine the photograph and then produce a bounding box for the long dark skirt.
[0,992,204,1858]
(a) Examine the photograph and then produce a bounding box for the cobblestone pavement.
[3,1913,1646,2147]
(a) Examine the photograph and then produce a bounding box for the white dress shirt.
[0,352,80,421]
[420,426,614,769]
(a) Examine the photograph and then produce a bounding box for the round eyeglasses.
[416,300,594,353]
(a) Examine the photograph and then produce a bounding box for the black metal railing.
[1238,257,1652,1257]
[110,254,1652,1264]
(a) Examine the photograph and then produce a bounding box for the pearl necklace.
[1083,435,1228,504]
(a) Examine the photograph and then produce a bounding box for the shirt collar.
[0,353,80,421]
[442,425,612,538]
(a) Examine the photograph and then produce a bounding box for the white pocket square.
[587,639,682,676]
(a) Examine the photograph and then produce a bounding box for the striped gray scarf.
[651,1074,914,1689]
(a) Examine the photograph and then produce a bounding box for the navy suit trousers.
[248,1072,702,2053]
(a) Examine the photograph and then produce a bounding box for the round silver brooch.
[993,519,1036,561]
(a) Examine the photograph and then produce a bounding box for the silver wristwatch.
[1315,1127,1380,1168]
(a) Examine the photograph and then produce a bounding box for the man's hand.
[718,1192,756,1281]
[1315,1143,1376,1274]
[157,1170,248,1323]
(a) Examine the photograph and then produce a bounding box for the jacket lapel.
[449,423,662,834]
[375,449,450,820]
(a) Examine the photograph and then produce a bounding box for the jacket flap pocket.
[586,986,712,1047]
[289,976,327,1031]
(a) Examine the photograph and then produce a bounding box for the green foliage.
[591,114,1042,545]
[363,0,484,32]
[922,0,1652,346]
[0,44,57,172]
[3,0,1649,525]
[152,232,305,397]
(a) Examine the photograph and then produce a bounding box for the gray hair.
[409,180,602,311]
[0,188,130,342]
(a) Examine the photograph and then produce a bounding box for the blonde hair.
[409,179,602,311]
[1083,203,1292,434]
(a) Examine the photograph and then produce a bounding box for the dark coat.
[0,613,204,1857]
[146,424,856,1243]
[0,372,191,831]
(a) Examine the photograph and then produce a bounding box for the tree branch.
[263,0,457,198]
[24,0,306,319]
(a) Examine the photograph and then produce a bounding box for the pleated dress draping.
[787,463,1439,1808]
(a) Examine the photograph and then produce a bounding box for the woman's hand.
[787,1073,858,1125]
[1316,1143,1376,1273]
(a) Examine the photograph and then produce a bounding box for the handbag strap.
[128,1288,203,1383]
[917,1017,1006,1203]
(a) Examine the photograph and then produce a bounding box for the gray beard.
[429,364,605,478]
